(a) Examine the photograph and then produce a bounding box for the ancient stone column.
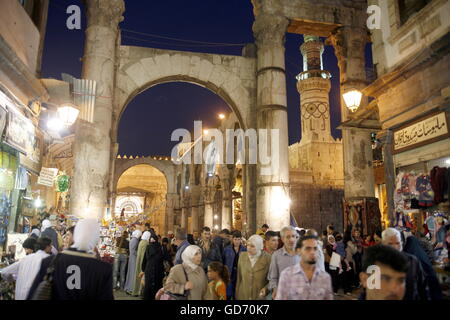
[165,193,178,234]
[220,166,234,230]
[253,13,291,231]
[330,26,380,232]
[181,196,189,230]
[190,185,201,234]
[378,130,396,226]
[329,27,375,197]
[71,0,124,219]
[203,186,214,229]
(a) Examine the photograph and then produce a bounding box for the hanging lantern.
[58,103,80,126]
[343,89,363,112]
[55,174,70,192]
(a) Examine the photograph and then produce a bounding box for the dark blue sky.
[42,0,372,156]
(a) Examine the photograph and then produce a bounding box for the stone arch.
[113,157,175,195]
[113,47,256,141]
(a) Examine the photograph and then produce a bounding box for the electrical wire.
[122,35,246,48]
[121,28,248,46]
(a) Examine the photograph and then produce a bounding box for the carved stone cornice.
[297,76,331,93]
[84,0,125,29]
[253,13,289,48]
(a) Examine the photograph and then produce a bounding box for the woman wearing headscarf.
[132,230,151,296]
[124,229,142,294]
[141,234,165,300]
[404,236,442,300]
[27,219,114,300]
[235,235,271,300]
[40,219,59,252]
[29,226,40,240]
[164,245,208,300]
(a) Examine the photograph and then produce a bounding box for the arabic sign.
[37,167,59,187]
[393,112,449,154]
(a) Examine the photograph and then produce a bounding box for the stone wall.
[290,179,344,233]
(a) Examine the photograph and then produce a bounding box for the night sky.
[41,0,373,157]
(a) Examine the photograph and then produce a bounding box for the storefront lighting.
[47,117,64,131]
[446,159,450,165]
[57,103,80,126]
[34,197,42,208]
[270,187,291,217]
[343,89,363,112]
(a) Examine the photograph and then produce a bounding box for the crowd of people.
[0,217,448,300]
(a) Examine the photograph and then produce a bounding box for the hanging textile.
[416,174,434,207]
[430,166,448,204]
[14,166,28,190]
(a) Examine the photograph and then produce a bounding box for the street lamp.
[57,103,80,126]
[343,89,363,112]
[218,113,225,120]
[47,117,64,131]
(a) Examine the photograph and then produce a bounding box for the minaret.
[297,35,332,144]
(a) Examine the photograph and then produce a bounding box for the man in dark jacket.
[174,228,190,265]
[382,228,429,300]
[27,219,113,300]
[222,230,246,299]
[212,228,231,259]
[197,226,222,272]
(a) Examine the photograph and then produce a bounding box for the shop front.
[391,111,449,264]
[0,89,45,257]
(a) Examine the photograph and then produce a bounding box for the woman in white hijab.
[235,235,271,300]
[40,219,59,252]
[164,245,208,300]
[124,229,142,294]
[132,231,151,296]
[71,218,100,253]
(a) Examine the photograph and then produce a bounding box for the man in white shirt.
[0,237,52,300]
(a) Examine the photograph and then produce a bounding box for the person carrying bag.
[30,254,59,300]
[155,265,190,300]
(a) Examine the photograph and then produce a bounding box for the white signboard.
[393,112,449,153]
[37,167,59,187]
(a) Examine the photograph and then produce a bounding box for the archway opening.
[116,81,247,234]
[116,164,167,235]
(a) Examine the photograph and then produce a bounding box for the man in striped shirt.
[275,235,333,300]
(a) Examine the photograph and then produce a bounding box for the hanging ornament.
[55,174,70,192]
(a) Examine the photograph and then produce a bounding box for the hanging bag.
[156,265,190,300]
[30,254,59,300]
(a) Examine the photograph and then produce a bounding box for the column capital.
[84,0,125,29]
[253,13,289,48]
[328,26,369,82]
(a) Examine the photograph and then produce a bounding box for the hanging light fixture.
[343,89,363,112]
[57,103,80,126]
[47,117,64,131]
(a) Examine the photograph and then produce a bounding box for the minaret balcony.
[296,70,331,81]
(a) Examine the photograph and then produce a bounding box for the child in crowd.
[205,261,229,300]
